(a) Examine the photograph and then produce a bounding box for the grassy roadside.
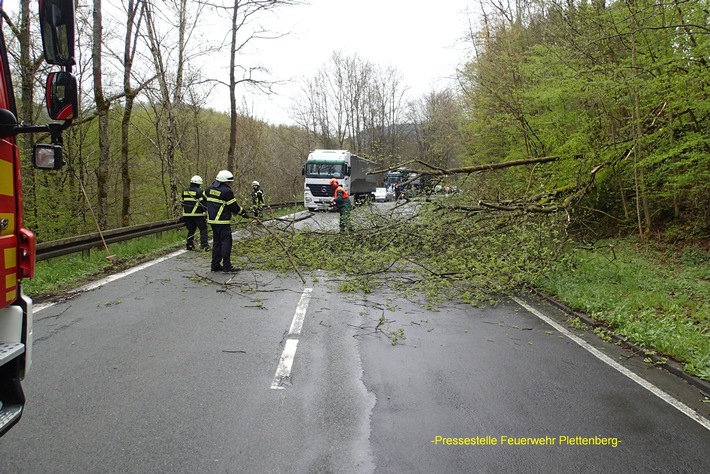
[535,239,710,381]
[25,230,186,300]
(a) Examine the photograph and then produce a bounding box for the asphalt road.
[0,208,708,473]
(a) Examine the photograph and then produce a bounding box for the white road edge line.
[512,296,710,432]
[271,287,313,390]
[33,249,187,314]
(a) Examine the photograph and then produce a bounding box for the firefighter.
[205,170,250,273]
[251,181,265,218]
[181,175,210,251]
[331,188,353,232]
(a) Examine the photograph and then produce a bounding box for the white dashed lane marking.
[271,288,313,389]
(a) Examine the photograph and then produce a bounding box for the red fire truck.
[0,0,77,436]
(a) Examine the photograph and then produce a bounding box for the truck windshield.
[385,173,404,186]
[305,162,345,178]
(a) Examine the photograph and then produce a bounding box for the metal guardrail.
[35,201,303,261]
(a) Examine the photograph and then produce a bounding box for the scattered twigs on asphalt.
[347,311,407,346]
[252,217,306,284]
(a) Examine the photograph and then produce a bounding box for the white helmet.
[252,181,260,187]
[190,175,203,185]
[216,170,234,182]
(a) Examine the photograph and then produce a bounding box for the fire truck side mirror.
[39,0,76,67]
[45,72,78,120]
[0,108,17,138]
[33,144,64,170]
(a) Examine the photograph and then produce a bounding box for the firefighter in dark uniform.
[251,180,265,218]
[205,170,250,273]
[181,175,210,251]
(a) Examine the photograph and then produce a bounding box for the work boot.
[210,266,223,272]
[222,266,242,273]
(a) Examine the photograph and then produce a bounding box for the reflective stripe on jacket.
[181,186,206,216]
[251,189,265,206]
[206,182,244,224]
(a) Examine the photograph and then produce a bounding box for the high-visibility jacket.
[205,181,247,224]
[181,184,206,217]
[333,185,349,198]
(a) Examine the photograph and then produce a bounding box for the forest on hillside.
[3,0,708,244]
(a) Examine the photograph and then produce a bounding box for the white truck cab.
[302,150,377,211]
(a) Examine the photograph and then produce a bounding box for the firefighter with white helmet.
[181,175,209,251]
[216,170,233,182]
[250,180,265,218]
[205,170,250,273]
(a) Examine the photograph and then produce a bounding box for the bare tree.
[295,52,364,150]
[292,79,328,149]
[364,65,408,160]
[294,51,408,161]
[143,0,196,216]
[407,88,463,170]
[343,54,372,152]
[93,0,111,230]
[118,0,149,226]
[205,0,300,172]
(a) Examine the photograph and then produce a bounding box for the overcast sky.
[8,1,477,126]
[212,0,477,125]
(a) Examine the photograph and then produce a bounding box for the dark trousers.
[185,216,208,249]
[210,224,233,270]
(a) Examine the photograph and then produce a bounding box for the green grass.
[25,230,186,299]
[536,240,710,380]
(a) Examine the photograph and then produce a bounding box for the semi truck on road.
[0,0,77,436]
[385,168,433,199]
[302,150,377,211]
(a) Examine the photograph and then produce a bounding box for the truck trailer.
[302,150,377,211]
